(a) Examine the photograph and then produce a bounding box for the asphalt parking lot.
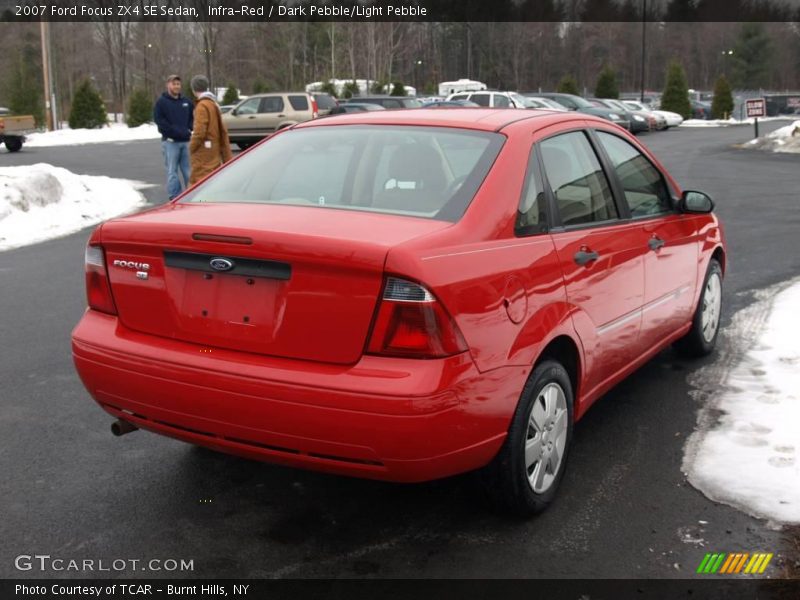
[1,122,798,579]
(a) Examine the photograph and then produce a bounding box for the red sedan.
[72,109,726,515]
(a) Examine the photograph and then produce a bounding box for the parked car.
[589,98,650,134]
[622,100,678,129]
[343,96,422,110]
[329,103,387,114]
[521,96,569,111]
[72,109,726,516]
[312,92,339,117]
[222,92,319,149]
[690,100,713,120]
[536,92,631,130]
[446,90,528,108]
[421,100,481,108]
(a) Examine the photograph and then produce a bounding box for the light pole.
[721,49,734,77]
[414,60,423,93]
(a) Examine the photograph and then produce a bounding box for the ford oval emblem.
[209,257,235,271]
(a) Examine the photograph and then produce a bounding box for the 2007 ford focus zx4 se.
[72,108,726,515]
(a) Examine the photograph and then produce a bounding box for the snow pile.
[684,279,800,525]
[25,123,160,148]
[0,163,146,251]
[681,116,794,128]
[743,120,800,154]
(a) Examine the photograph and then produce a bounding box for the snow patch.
[0,163,146,251]
[25,123,160,148]
[744,120,800,154]
[683,279,800,525]
[681,116,794,128]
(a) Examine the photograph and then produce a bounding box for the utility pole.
[40,21,54,131]
[640,0,647,103]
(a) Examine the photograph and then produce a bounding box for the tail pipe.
[111,419,138,437]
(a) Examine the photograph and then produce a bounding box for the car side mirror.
[680,190,714,213]
[230,108,238,116]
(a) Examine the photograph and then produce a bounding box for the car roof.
[294,108,584,133]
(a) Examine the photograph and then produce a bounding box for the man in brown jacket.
[188,75,233,185]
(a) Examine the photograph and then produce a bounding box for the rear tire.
[481,359,574,517]
[674,258,723,357]
[4,137,23,152]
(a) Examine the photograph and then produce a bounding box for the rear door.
[256,95,286,134]
[540,129,647,393]
[593,130,698,349]
[287,94,311,123]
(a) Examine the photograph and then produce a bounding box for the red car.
[72,109,726,515]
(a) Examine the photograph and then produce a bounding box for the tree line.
[1,20,796,125]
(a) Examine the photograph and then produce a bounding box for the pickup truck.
[0,108,36,152]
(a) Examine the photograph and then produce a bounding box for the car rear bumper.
[72,310,523,482]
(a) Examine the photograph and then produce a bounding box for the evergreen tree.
[222,84,239,105]
[711,75,734,119]
[252,79,268,94]
[660,61,692,119]
[126,88,152,127]
[390,82,406,96]
[557,75,580,96]
[319,81,337,96]
[731,22,773,89]
[8,42,44,126]
[371,80,387,94]
[595,66,619,99]
[342,81,359,99]
[68,80,106,130]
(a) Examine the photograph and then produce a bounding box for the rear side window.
[288,95,309,111]
[471,94,491,107]
[181,125,505,222]
[540,131,618,226]
[596,132,672,217]
[516,148,546,235]
[451,94,469,101]
[260,96,284,113]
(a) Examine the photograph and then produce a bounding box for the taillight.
[85,244,117,315]
[366,277,467,359]
[311,98,319,119]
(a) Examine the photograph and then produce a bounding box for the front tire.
[674,258,723,357]
[481,359,574,516]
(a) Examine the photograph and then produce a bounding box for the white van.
[438,79,487,97]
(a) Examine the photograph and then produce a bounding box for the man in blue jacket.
[153,74,194,199]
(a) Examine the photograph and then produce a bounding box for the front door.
[593,130,698,350]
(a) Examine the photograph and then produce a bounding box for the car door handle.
[277,114,286,117]
[247,115,256,119]
[648,237,665,251]
[574,250,599,266]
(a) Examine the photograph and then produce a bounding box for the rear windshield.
[181,125,504,221]
[314,94,337,109]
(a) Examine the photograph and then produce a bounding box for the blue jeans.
[161,140,190,199]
